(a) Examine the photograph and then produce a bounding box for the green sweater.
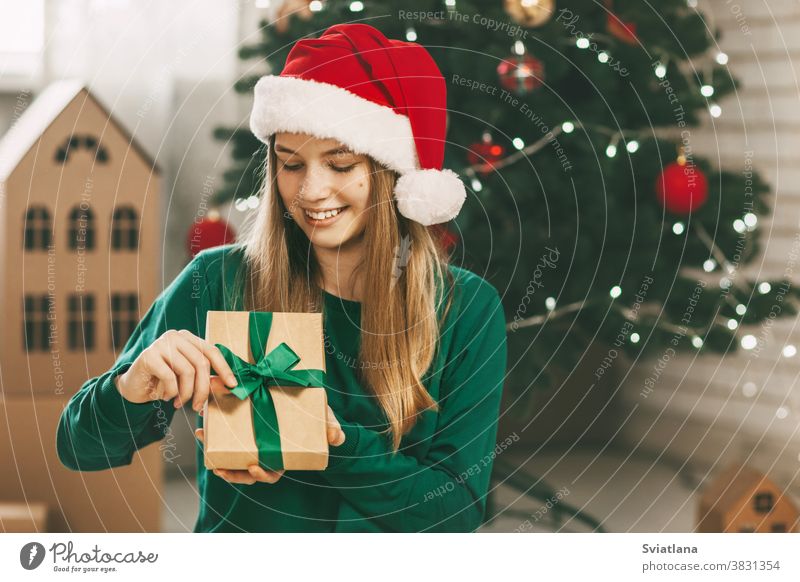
[56,245,507,532]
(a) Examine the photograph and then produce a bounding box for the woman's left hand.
[194,403,346,485]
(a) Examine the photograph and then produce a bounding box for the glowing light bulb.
[741,335,757,349]
[742,381,757,397]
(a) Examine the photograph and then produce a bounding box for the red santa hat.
[249,23,466,226]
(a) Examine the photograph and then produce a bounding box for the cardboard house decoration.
[697,464,800,533]
[0,80,163,531]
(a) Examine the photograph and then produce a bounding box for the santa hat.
[249,23,466,226]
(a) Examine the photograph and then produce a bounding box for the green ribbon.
[214,312,326,471]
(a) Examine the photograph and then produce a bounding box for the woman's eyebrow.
[274,144,354,156]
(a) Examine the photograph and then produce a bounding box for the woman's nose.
[299,166,335,202]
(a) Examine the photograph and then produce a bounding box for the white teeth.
[305,207,345,220]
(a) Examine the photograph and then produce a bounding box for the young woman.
[56,23,508,532]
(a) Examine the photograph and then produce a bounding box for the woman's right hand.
[114,329,238,412]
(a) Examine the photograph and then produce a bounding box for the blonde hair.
[237,134,455,451]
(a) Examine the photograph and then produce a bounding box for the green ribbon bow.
[214,312,326,471]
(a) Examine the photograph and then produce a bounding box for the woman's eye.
[279,162,355,173]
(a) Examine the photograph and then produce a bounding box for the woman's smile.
[302,205,349,227]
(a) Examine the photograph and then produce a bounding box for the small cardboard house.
[0,80,160,394]
[697,464,800,533]
[0,80,162,531]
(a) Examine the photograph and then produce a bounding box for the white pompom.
[394,168,467,226]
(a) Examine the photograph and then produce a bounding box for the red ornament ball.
[467,139,506,175]
[607,13,638,45]
[187,211,236,257]
[655,162,709,215]
[497,54,545,95]
[605,0,638,45]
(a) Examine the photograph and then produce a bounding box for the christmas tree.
[213,0,799,417]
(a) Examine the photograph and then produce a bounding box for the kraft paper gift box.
[202,311,329,471]
[0,501,48,532]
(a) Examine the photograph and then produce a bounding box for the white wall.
[43,0,248,278]
[620,0,800,496]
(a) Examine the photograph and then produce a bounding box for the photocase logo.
[19,542,46,570]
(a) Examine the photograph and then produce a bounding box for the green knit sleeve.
[322,277,508,532]
[56,252,212,472]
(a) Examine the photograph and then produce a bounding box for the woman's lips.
[302,206,348,227]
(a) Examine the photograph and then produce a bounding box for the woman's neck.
[313,240,365,302]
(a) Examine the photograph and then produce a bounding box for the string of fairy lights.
[246,0,797,364]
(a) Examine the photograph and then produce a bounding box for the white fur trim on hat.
[394,168,467,226]
[250,75,419,173]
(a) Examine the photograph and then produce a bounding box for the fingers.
[326,405,346,446]
[213,468,256,485]
[329,428,345,446]
[140,349,180,402]
[208,376,231,396]
[197,430,284,485]
[202,344,238,388]
[146,331,193,407]
[180,331,238,388]
[175,333,212,412]
[327,425,345,446]
[156,330,235,411]
[198,378,227,419]
[163,348,194,409]
[210,467,285,485]
[248,465,284,484]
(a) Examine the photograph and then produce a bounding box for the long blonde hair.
[238,134,455,451]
